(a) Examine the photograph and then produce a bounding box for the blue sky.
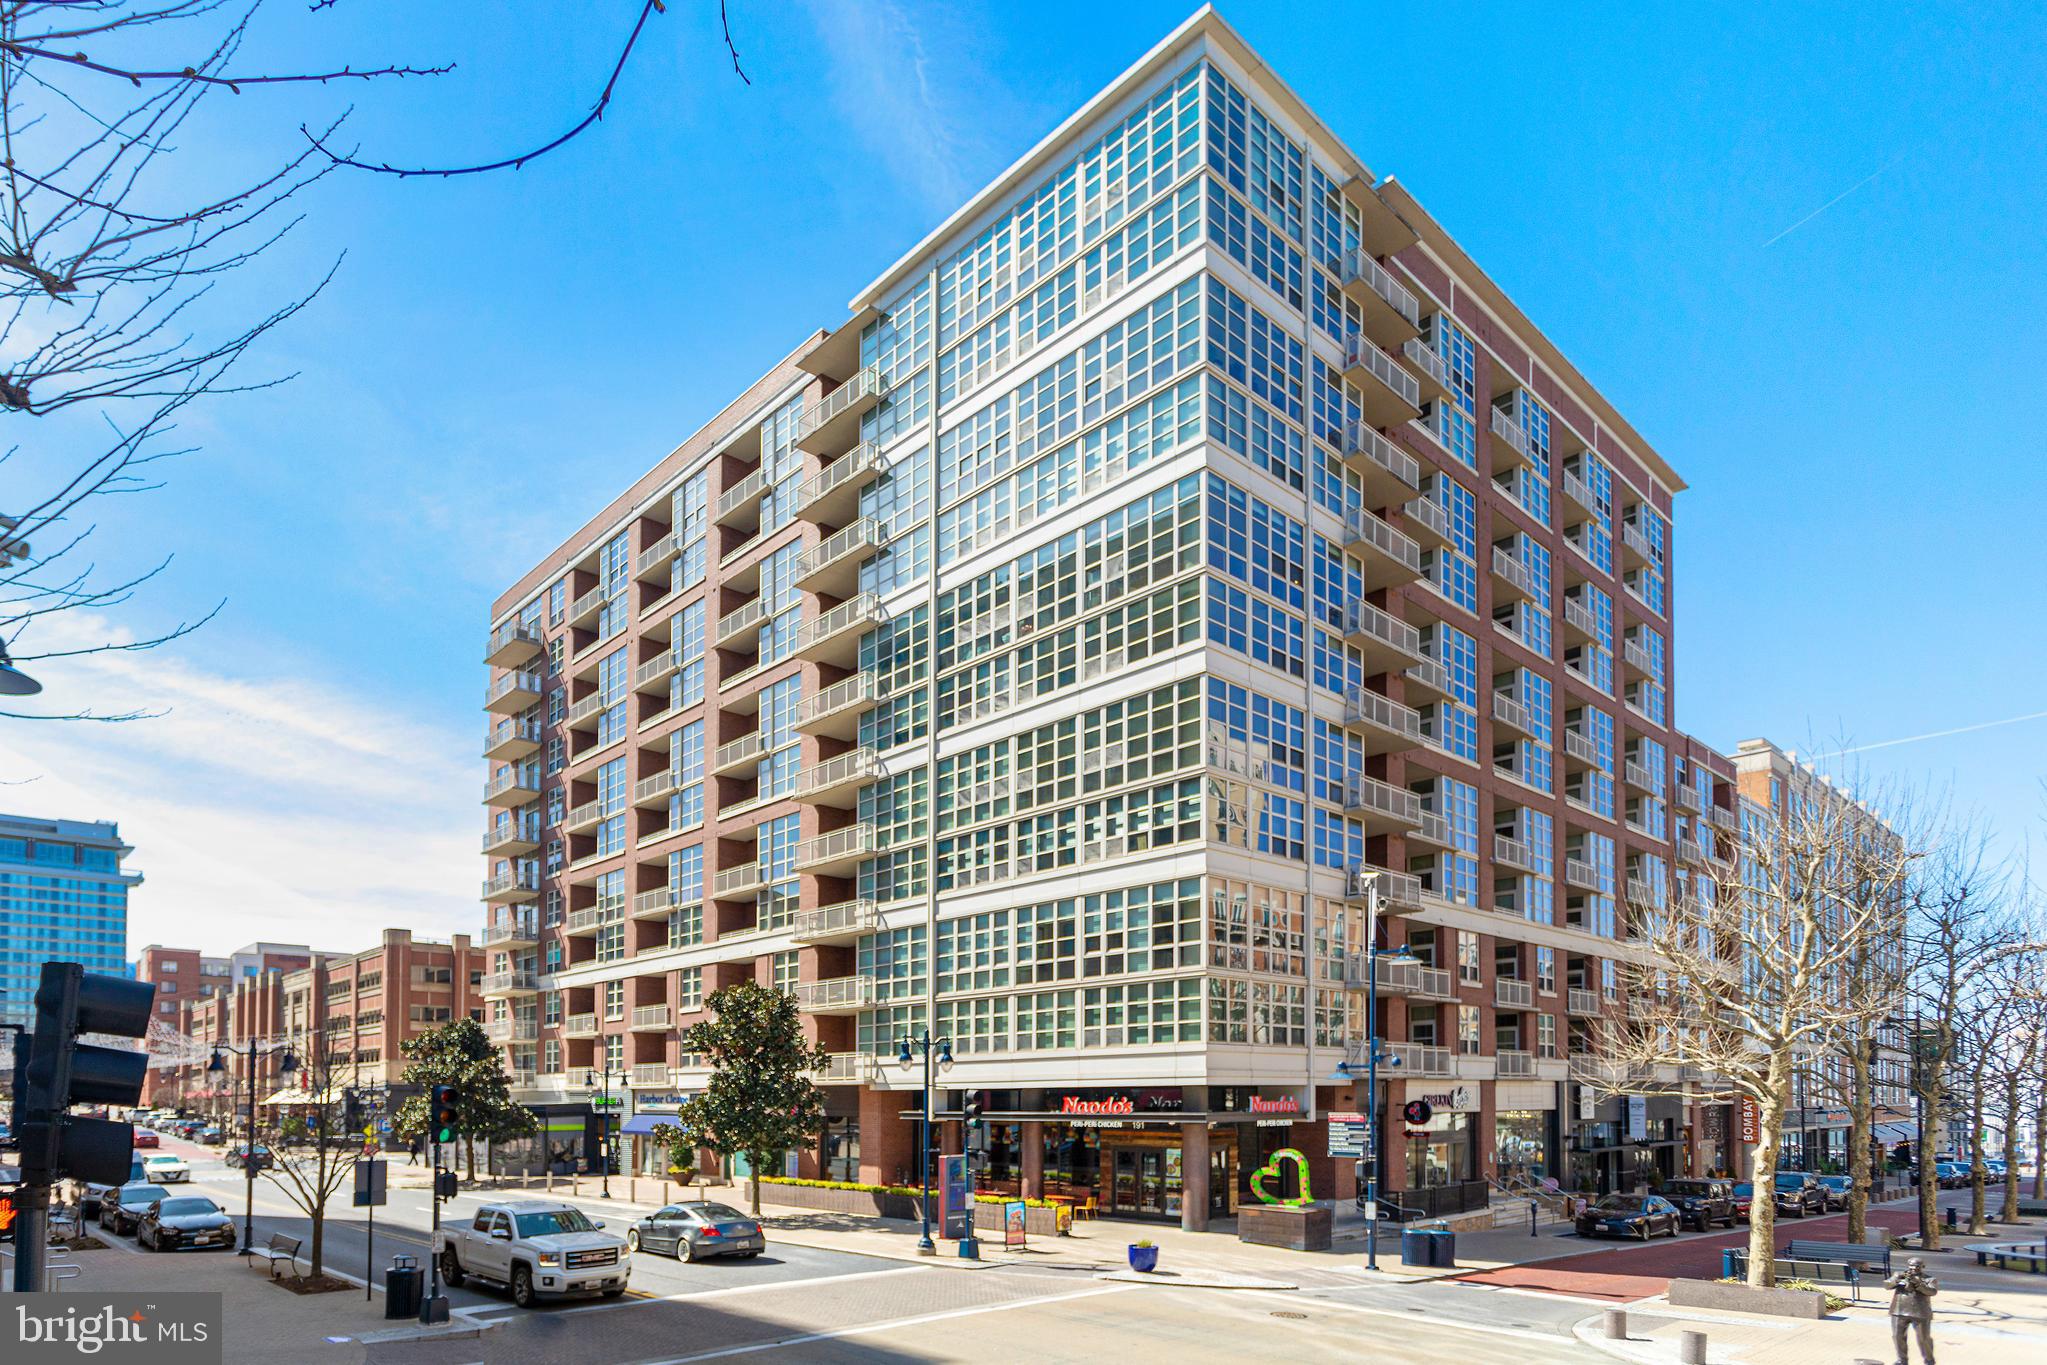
[4,1,2042,952]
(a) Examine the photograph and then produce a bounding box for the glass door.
[1138,1151,1165,1214]
[1112,1149,1139,1213]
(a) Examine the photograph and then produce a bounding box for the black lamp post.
[584,1061,619,1199]
[208,1038,296,1254]
[1331,870,1408,1271]
[896,1030,952,1255]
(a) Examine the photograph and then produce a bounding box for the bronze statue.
[1886,1256,1938,1365]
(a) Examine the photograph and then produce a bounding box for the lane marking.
[638,1282,1136,1363]
[1263,1289,1576,1344]
[536,1263,934,1317]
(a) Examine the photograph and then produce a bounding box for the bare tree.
[258,1028,361,1280]
[1,1,734,719]
[1593,787,1919,1287]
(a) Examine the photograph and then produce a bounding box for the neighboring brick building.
[141,942,310,1110]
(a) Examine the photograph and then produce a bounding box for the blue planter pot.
[1128,1244,1158,1273]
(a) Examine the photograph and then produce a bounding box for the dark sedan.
[1772,1173,1828,1217]
[138,1196,236,1252]
[1575,1193,1682,1240]
[224,1144,273,1170]
[1814,1175,1853,1211]
[1659,1178,1739,1230]
[626,1201,766,1262]
[99,1182,168,1236]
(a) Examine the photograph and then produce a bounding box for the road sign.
[376,1117,393,1136]
[353,1158,387,1208]
[1327,1110,1368,1158]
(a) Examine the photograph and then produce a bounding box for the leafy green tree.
[393,1017,536,1179]
[653,982,828,1214]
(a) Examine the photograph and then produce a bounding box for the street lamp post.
[896,1030,952,1256]
[207,1038,296,1255]
[584,1062,618,1199]
[1332,872,1408,1272]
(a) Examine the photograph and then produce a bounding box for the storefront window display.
[1041,1123,1104,1202]
[975,1122,1024,1196]
[1495,1111,1552,1184]
[1406,1113,1475,1187]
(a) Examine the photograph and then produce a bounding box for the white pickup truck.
[433,1199,631,1307]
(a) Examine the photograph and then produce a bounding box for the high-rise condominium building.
[0,813,140,1029]
[478,8,1742,1228]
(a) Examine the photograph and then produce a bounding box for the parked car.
[132,1129,160,1150]
[80,1159,147,1220]
[142,1154,190,1184]
[1728,1183,1756,1222]
[626,1201,767,1262]
[223,1144,273,1171]
[434,1199,631,1307]
[99,1182,168,1236]
[197,1126,224,1145]
[138,1195,237,1252]
[1814,1175,1853,1210]
[1575,1193,1682,1240]
[1772,1172,1828,1217]
[1657,1179,1739,1231]
[1934,1161,1969,1188]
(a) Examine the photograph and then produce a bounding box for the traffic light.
[429,1083,459,1145]
[18,962,155,1186]
[963,1091,985,1142]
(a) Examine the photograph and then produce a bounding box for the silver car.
[626,1201,766,1262]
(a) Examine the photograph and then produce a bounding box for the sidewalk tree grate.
[1270,1311,1308,1320]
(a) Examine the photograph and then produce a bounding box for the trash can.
[1720,1247,1740,1279]
[384,1254,423,1320]
[1400,1227,1433,1266]
[1426,1228,1456,1269]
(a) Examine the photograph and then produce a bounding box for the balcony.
[1341,773,1424,834]
[633,649,680,691]
[1676,835,1706,865]
[563,904,623,937]
[484,670,543,714]
[797,304,880,383]
[713,730,766,776]
[1374,1041,1453,1077]
[484,717,543,763]
[1336,247,1422,344]
[1405,656,1453,703]
[1398,336,1451,401]
[795,823,877,874]
[1493,833,1542,876]
[566,691,607,732]
[798,671,878,740]
[1340,686,1422,754]
[1402,495,1452,551]
[1341,509,1422,589]
[568,585,609,630]
[634,530,680,583]
[795,593,884,664]
[815,1052,873,1086]
[630,1062,674,1088]
[1561,729,1600,772]
[1620,519,1655,566]
[795,367,888,457]
[1708,804,1737,834]
[563,1013,600,1040]
[1624,875,1654,907]
[792,976,876,1015]
[483,767,541,808]
[630,1004,671,1032]
[481,970,541,998]
[1676,784,1706,815]
[1336,421,1421,505]
[798,443,888,523]
[1494,978,1535,1011]
[564,800,605,834]
[715,465,770,529]
[1622,637,1656,678]
[1409,808,1452,848]
[1343,955,1452,1000]
[1491,546,1539,603]
[629,768,677,808]
[1339,597,1424,675]
[716,593,770,648]
[792,898,883,944]
[482,867,542,904]
[1489,406,1536,474]
[796,747,881,807]
[485,621,544,668]
[1560,468,1599,520]
[482,820,540,856]
[1563,857,1601,892]
[484,1018,539,1044]
[481,918,538,951]
[1566,987,1600,1017]
[632,888,691,920]
[1341,333,1423,426]
[712,861,765,899]
[1491,692,1537,741]
[795,517,886,596]
[1622,759,1660,795]
[1560,596,1598,646]
[1496,1050,1536,1079]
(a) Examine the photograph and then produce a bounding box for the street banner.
[939,1154,973,1240]
[1737,1096,1761,1146]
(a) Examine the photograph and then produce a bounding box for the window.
[771,951,799,995]
[678,969,703,1011]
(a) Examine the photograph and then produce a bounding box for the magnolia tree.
[392,1018,536,1180]
[1595,788,1918,1287]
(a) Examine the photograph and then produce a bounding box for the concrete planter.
[1667,1277,1828,1320]
[756,1181,1062,1235]
[1237,1203,1334,1251]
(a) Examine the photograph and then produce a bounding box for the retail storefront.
[494,1101,598,1177]
[624,1090,696,1177]
[1567,1090,1686,1194]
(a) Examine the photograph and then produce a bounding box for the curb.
[349,1317,505,1346]
[1097,1270,1298,1290]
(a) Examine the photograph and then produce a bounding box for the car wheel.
[625,1229,639,1254]
[439,1249,466,1288]
[511,1265,536,1309]
[680,1240,697,1263]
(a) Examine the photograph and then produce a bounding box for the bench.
[242,1232,303,1280]
[1787,1238,1892,1277]
[2018,1199,2047,1218]
[1968,1243,2047,1273]
[1726,1251,1863,1301]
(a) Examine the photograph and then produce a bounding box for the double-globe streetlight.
[207,1038,297,1255]
[896,1030,952,1255]
[1328,871,1408,1272]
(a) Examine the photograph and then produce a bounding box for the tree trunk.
[1917,1062,1942,1251]
[748,1156,762,1216]
[1968,1082,1987,1235]
[2001,1073,2022,1225]
[2034,1101,2045,1200]
[1846,1041,1872,1245]
[1746,1077,1788,1288]
[466,1134,477,1182]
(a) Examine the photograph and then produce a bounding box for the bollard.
[1604,1308,1627,1340]
[1678,1329,1706,1365]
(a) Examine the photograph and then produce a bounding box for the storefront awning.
[1873,1122,1917,1143]
[620,1113,677,1137]
[259,1085,345,1106]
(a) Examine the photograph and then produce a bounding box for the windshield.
[120,1186,166,1205]
[1774,1174,1805,1187]
[145,1155,180,1165]
[684,1203,749,1222]
[514,1209,598,1238]
[1662,1182,1712,1197]
[1593,1196,1639,1212]
[157,1199,219,1218]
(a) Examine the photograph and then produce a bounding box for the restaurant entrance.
[1101,1131,1234,1222]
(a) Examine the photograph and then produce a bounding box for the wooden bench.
[1787,1238,1891,1277]
[242,1232,303,1280]
[2017,1199,2047,1218]
[1727,1251,1863,1301]
[1968,1243,2047,1273]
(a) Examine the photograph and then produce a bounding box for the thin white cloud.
[0,612,477,957]
[1761,157,1899,248]
[801,0,974,215]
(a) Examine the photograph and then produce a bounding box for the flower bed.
[757,1177,1064,1234]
